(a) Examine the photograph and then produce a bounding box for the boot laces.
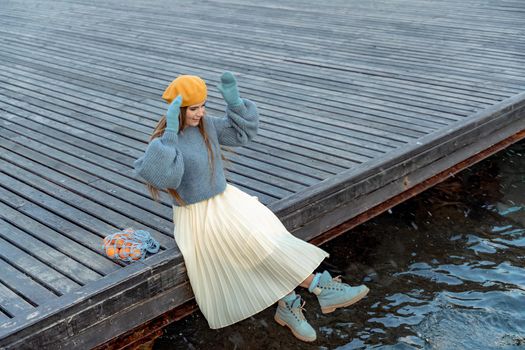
[328,275,345,290]
[290,297,308,320]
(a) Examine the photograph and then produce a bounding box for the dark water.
[154,140,525,350]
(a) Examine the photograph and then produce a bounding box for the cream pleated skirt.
[172,184,329,329]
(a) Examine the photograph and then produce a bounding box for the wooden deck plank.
[225,156,318,188]
[0,106,351,187]
[0,63,409,153]
[0,68,153,134]
[2,21,506,105]
[0,312,10,323]
[0,110,304,209]
[0,259,57,306]
[245,73,499,109]
[1,76,356,175]
[31,18,516,91]
[0,216,99,286]
[224,147,333,180]
[0,65,416,149]
[0,118,137,182]
[0,43,476,131]
[2,8,521,95]
[257,128,376,163]
[0,117,277,211]
[0,48,442,143]
[224,170,292,200]
[238,143,346,175]
[0,84,344,180]
[0,43,498,134]
[0,160,175,250]
[0,100,327,188]
[0,123,296,213]
[254,133,361,168]
[0,65,408,157]
[3,20,516,100]
[0,120,303,201]
[0,283,34,316]
[6,5,505,43]
[0,251,165,343]
[259,116,402,153]
[0,137,174,220]
[0,115,140,178]
[0,63,478,161]
[0,149,176,246]
[272,93,525,222]
[0,41,485,129]
[0,91,143,151]
[0,236,80,295]
[0,183,118,277]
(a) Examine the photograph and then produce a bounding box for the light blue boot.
[308,270,369,314]
[274,291,316,342]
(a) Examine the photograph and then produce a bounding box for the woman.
[133,72,369,342]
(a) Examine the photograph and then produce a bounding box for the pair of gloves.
[166,71,243,132]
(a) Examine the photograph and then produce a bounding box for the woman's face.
[184,101,206,127]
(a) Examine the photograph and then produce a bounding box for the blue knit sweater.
[133,99,259,206]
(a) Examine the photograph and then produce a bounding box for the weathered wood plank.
[0,312,10,323]
[0,49,457,138]
[0,61,403,153]
[0,134,172,215]
[0,282,34,316]
[0,259,57,306]
[0,109,324,189]
[0,89,345,191]
[1,22,504,106]
[0,153,175,247]
[1,24,516,102]
[0,44,478,131]
[274,92,525,231]
[0,161,175,250]
[0,236,80,295]
[1,10,521,95]
[0,216,100,286]
[3,71,340,180]
[0,197,113,279]
[0,121,277,208]
[0,73,390,162]
[295,114,525,243]
[25,36,509,106]
[0,250,184,347]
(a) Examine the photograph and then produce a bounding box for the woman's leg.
[299,274,315,288]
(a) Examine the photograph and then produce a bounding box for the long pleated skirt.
[172,183,329,329]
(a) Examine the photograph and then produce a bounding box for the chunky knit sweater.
[133,99,259,206]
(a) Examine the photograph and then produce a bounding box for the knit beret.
[162,75,207,107]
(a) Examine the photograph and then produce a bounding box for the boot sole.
[274,314,316,342]
[321,286,370,314]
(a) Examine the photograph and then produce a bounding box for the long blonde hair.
[145,107,231,206]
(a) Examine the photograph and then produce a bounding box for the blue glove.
[166,95,182,132]
[217,71,243,107]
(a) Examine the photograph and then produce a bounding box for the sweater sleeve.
[132,130,185,189]
[208,98,259,147]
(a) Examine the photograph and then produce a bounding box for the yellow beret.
[162,75,207,107]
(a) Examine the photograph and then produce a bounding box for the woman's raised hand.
[166,95,182,132]
[217,71,243,107]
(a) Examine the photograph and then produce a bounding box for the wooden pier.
[0,0,524,348]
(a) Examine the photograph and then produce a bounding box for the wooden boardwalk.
[0,0,524,347]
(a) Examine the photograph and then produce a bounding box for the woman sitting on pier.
[133,72,369,342]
